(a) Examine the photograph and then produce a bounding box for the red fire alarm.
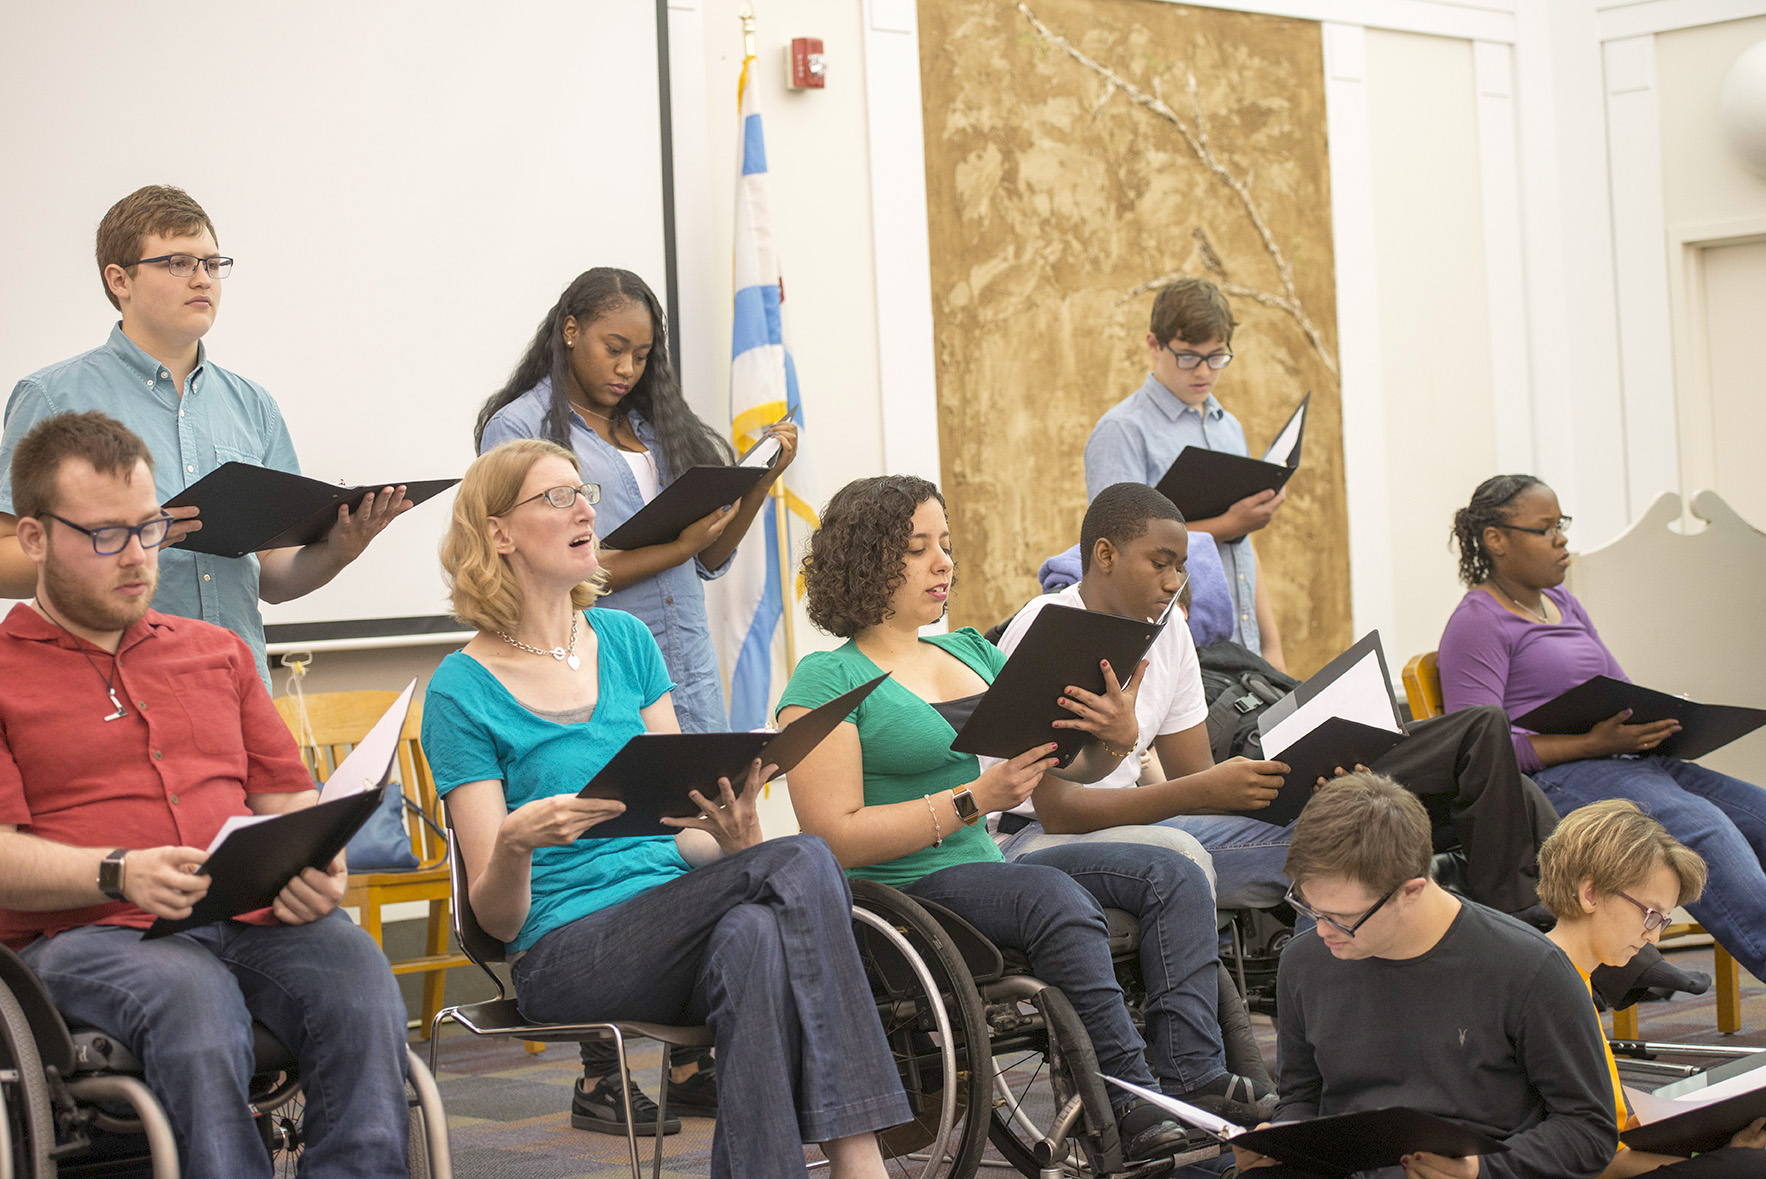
[788,38,826,90]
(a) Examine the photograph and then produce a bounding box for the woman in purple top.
[1438,474,1766,981]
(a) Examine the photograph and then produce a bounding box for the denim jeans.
[21,911,409,1179]
[512,835,911,1179]
[904,845,1229,1103]
[1535,755,1766,980]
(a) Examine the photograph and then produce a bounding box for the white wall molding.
[1144,0,1518,42]
[1597,0,1766,42]
[862,0,941,480]
[1473,39,1536,474]
[1323,22,1398,641]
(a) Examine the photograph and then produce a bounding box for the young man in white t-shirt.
[999,483,1561,922]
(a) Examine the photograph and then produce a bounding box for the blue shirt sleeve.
[1084,415,1150,502]
[478,407,531,455]
[0,380,61,515]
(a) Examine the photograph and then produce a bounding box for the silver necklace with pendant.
[1492,581,1551,624]
[34,599,129,720]
[496,612,581,671]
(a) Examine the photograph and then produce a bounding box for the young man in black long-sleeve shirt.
[1235,772,1616,1179]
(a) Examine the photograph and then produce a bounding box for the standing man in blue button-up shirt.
[1084,277,1287,670]
[0,185,410,685]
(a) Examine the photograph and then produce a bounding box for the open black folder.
[1154,393,1309,523]
[1103,1077,1506,1177]
[597,434,782,551]
[1241,630,1407,826]
[577,673,889,838]
[164,462,458,558]
[948,604,1164,770]
[1620,1054,1766,1155]
[1513,675,1766,762]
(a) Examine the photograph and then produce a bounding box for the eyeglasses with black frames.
[131,254,234,279]
[512,483,601,512]
[1285,880,1404,939]
[46,513,175,556]
[1496,516,1572,539]
[1164,343,1234,371]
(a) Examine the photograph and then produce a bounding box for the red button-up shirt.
[0,604,313,948]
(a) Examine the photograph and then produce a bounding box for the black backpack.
[1195,640,1300,763]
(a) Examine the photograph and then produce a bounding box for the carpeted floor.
[422,945,1766,1178]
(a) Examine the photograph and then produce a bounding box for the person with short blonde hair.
[1235,773,1616,1179]
[1541,800,1764,1176]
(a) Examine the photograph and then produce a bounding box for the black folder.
[1512,675,1766,762]
[1230,1107,1508,1176]
[1239,630,1406,826]
[1621,1055,1766,1155]
[1153,393,1309,523]
[164,462,458,558]
[576,674,889,838]
[948,604,1163,770]
[143,788,384,939]
[598,465,770,550]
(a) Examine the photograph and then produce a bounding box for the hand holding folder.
[597,431,785,552]
[163,462,458,558]
[1513,675,1766,762]
[577,674,888,838]
[144,683,416,938]
[1154,393,1310,523]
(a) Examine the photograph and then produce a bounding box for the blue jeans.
[904,845,1228,1101]
[512,835,911,1179]
[1535,755,1766,980]
[1000,815,1290,912]
[21,911,409,1179]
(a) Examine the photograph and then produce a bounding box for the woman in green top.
[778,475,1275,1152]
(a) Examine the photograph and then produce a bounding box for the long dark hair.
[473,268,732,478]
[1450,474,1544,586]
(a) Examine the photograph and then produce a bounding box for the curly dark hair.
[1450,474,1545,586]
[803,475,947,638]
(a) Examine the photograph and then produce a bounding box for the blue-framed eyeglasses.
[46,513,175,555]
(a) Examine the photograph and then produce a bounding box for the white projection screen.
[0,2,674,643]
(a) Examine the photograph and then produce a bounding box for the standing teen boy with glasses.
[1236,772,1616,1179]
[1084,277,1287,671]
[0,185,411,686]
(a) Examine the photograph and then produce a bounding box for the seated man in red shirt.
[0,411,410,1179]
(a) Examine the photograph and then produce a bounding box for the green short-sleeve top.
[776,627,1008,888]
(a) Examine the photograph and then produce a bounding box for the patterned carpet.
[419,944,1764,1177]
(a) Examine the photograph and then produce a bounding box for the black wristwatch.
[951,788,982,827]
[97,848,129,901]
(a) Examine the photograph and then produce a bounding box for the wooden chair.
[1402,649,1744,1035]
[273,689,469,1038]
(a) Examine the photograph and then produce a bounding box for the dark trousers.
[1372,705,1557,914]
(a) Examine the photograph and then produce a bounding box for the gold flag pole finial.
[739,3,756,60]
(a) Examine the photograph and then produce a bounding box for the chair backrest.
[1401,652,1444,721]
[443,823,511,982]
[272,689,445,868]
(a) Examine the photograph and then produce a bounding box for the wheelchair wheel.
[850,880,991,1179]
[985,986,1125,1178]
[250,1066,303,1178]
[0,981,57,1178]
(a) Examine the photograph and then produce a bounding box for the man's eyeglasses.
[132,254,234,279]
[1286,880,1403,939]
[513,483,601,511]
[1164,343,1234,371]
[46,513,175,555]
[1496,516,1572,539]
[1616,891,1674,935]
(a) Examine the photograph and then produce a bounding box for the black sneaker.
[1118,1098,1210,1162]
[1179,1073,1276,1130]
[666,1060,718,1119]
[571,1075,682,1136]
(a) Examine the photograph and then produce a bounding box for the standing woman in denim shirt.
[473,267,795,1132]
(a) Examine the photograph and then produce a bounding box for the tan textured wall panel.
[918,0,1350,675]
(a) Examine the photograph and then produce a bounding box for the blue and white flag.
[715,55,817,731]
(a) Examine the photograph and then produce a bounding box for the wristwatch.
[97,848,129,901]
[951,788,982,827]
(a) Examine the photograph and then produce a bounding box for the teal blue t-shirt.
[422,608,688,952]
[776,628,1007,889]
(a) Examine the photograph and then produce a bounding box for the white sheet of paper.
[1261,401,1306,465]
[739,435,783,469]
[1101,1076,1240,1139]
[318,679,416,803]
[1260,649,1402,758]
[205,813,276,854]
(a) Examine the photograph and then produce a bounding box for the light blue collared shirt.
[1,324,300,686]
[1083,372,1261,653]
[479,383,733,733]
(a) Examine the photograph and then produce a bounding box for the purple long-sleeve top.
[1437,586,1628,773]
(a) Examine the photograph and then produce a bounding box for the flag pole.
[739,3,756,59]
[773,484,798,672]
